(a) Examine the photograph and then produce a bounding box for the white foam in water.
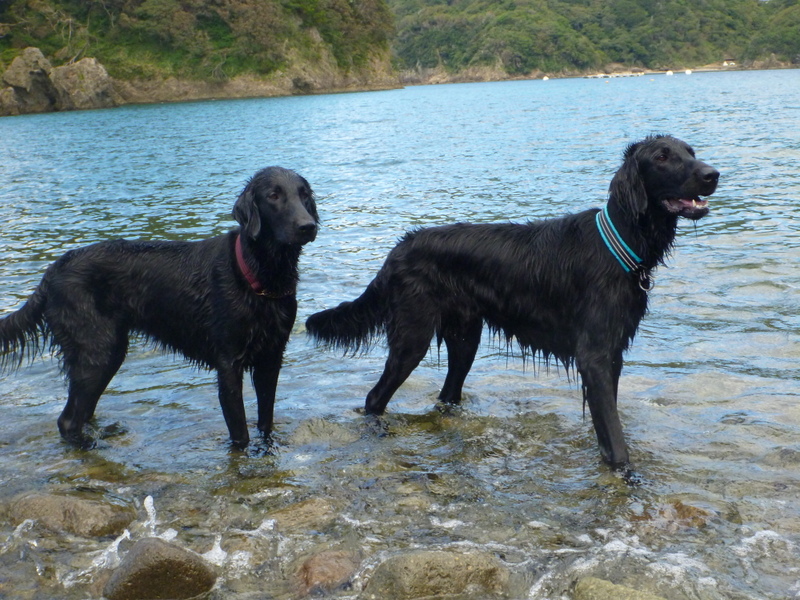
[202,534,228,566]
[647,551,711,580]
[226,550,254,577]
[733,529,794,558]
[143,495,158,536]
[430,516,464,529]
[232,518,276,538]
[0,519,35,553]
[140,494,178,541]
[60,529,131,588]
[527,531,722,599]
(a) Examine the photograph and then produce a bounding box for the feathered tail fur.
[305,275,387,354]
[0,283,48,370]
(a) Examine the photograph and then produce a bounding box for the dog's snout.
[698,164,720,185]
[298,222,317,234]
[296,221,317,243]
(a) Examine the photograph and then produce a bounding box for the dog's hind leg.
[57,334,128,448]
[438,318,482,405]
[364,312,436,415]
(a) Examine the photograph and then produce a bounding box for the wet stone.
[573,577,667,600]
[295,549,360,596]
[103,537,218,600]
[267,497,337,533]
[8,493,136,538]
[289,417,361,448]
[360,550,510,599]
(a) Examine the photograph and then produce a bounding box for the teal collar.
[595,205,642,273]
[595,205,654,290]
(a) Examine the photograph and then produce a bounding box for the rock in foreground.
[8,492,135,538]
[360,549,510,599]
[103,537,218,600]
[573,577,667,600]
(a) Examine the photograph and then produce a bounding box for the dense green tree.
[0,0,795,81]
[389,0,789,73]
[0,0,392,77]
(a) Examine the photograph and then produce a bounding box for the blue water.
[1,69,799,599]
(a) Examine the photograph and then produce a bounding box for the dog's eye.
[268,192,280,201]
[656,154,668,162]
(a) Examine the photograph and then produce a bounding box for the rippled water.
[1,69,799,599]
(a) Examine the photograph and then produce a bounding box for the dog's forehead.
[663,137,695,155]
[258,167,309,192]
[641,136,696,159]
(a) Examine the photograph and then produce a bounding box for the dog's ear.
[609,141,648,217]
[233,184,261,240]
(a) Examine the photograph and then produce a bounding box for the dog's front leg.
[253,354,282,435]
[217,362,249,448]
[577,357,630,468]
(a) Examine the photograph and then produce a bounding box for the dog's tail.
[305,275,388,354]
[0,282,48,371]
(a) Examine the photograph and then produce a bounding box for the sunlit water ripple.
[0,69,799,599]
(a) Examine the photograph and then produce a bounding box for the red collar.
[236,235,297,299]
[235,234,266,294]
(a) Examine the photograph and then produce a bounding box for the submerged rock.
[295,548,360,596]
[289,417,361,448]
[8,492,135,537]
[573,577,667,600]
[103,537,218,600]
[267,497,338,533]
[360,549,510,599]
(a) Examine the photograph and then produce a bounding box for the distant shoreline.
[1,55,794,118]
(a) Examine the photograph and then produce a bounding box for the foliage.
[0,0,392,78]
[388,0,797,73]
[746,0,800,63]
[0,0,797,80]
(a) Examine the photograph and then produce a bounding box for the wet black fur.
[306,136,720,467]
[0,166,318,448]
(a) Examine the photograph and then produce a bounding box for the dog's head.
[610,135,719,220]
[233,167,319,245]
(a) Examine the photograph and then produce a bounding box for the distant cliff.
[0,0,397,115]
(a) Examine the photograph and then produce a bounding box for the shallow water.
[0,69,799,599]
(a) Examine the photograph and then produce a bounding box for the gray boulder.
[360,550,510,599]
[295,548,360,596]
[573,577,667,600]
[8,492,136,538]
[51,57,120,110]
[1,47,57,113]
[0,86,19,116]
[103,537,218,600]
[0,47,120,115]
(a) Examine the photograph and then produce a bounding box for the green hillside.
[388,0,800,74]
[0,0,394,79]
[0,0,797,82]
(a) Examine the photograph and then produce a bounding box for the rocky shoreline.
[4,490,674,600]
[0,47,400,118]
[1,46,793,118]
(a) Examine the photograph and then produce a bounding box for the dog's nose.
[699,165,720,185]
[298,222,317,234]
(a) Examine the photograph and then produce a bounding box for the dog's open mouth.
[663,197,709,220]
